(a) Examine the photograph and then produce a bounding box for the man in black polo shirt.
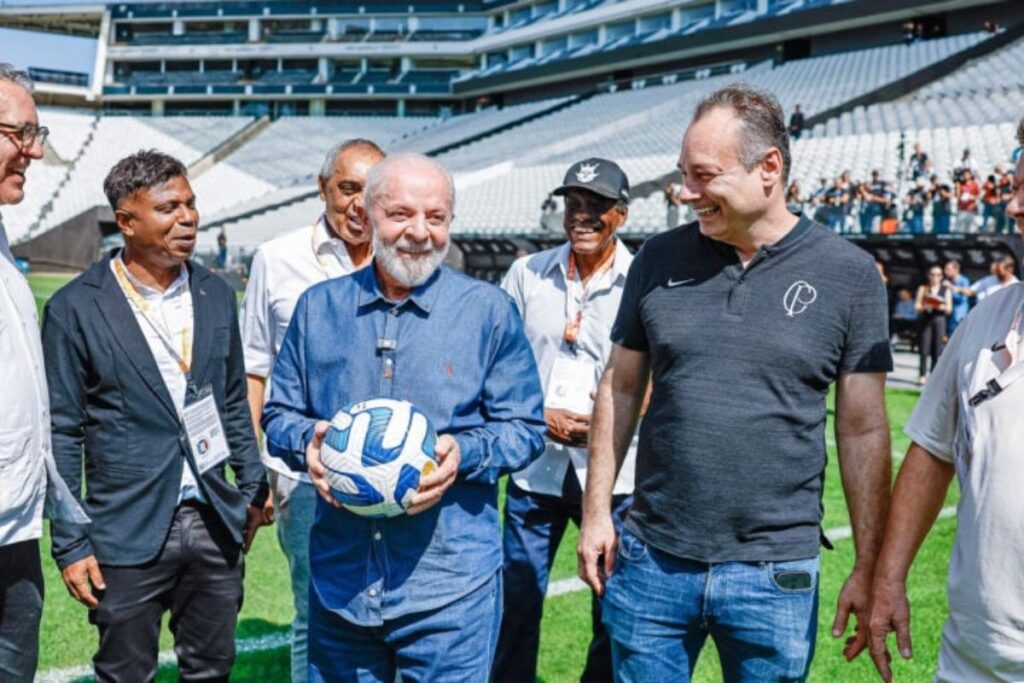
[578,84,893,682]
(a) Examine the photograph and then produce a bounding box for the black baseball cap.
[553,157,630,204]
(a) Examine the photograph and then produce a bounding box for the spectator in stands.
[788,103,805,139]
[494,158,636,683]
[953,148,978,181]
[241,138,384,683]
[863,117,1024,683]
[908,143,929,180]
[968,254,1019,303]
[0,60,83,683]
[810,176,829,224]
[890,288,918,347]
[841,169,857,230]
[997,165,1014,234]
[860,170,888,233]
[785,179,806,215]
[43,150,268,682]
[215,230,229,269]
[664,180,682,229]
[578,84,892,683]
[262,153,545,683]
[942,259,971,337]
[825,175,849,233]
[540,192,558,232]
[914,266,952,384]
[982,173,1002,232]
[904,178,928,234]
[930,174,953,234]
[955,169,980,233]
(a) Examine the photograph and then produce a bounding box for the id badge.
[545,357,598,415]
[182,385,231,474]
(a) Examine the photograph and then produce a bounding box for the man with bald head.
[578,85,893,681]
[262,153,546,682]
[241,138,384,682]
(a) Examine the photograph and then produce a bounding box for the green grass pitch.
[28,273,957,682]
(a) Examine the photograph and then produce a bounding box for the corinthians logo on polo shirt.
[783,280,818,317]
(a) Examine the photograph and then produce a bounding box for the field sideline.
[27,274,959,683]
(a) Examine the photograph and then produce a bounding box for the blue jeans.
[933,212,951,234]
[494,476,632,682]
[309,570,502,682]
[907,212,924,234]
[603,528,819,683]
[272,472,318,683]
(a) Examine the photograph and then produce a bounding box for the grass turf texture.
[29,273,956,682]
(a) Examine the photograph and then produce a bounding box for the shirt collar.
[114,249,189,298]
[313,214,357,269]
[356,261,444,314]
[545,237,633,283]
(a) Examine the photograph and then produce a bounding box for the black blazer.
[43,252,266,569]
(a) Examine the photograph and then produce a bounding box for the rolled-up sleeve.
[240,248,275,379]
[904,323,965,463]
[454,297,546,484]
[261,293,318,472]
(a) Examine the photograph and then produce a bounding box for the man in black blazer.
[42,150,268,682]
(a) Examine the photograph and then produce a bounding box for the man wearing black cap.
[493,158,637,683]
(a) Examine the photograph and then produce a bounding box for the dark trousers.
[90,504,243,683]
[493,473,632,683]
[0,539,43,683]
[918,313,948,376]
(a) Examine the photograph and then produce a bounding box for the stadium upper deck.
[2,0,1018,117]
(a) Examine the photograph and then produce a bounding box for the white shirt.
[501,239,637,497]
[0,213,47,546]
[241,215,363,480]
[973,273,1019,303]
[905,283,1024,682]
[110,252,201,501]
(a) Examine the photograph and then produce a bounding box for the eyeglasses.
[0,122,49,152]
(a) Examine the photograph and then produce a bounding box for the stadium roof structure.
[1,0,1017,115]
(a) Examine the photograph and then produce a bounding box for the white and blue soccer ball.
[320,398,439,518]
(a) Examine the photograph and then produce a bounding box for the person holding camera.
[930,174,953,234]
[955,169,980,233]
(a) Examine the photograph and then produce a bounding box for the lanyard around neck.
[113,257,192,374]
[563,249,614,347]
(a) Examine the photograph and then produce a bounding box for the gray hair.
[0,62,34,94]
[363,153,456,217]
[103,149,188,211]
[692,83,791,184]
[318,138,385,181]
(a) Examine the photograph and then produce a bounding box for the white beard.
[372,232,449,289]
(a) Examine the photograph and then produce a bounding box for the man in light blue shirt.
[494,158,637,683]
[262,153,546,682]
[942,259,971,336]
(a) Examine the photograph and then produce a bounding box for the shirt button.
[373,531,382,541]
[368,588,378,597]
[384,359,393,366]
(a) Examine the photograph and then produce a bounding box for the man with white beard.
[262,153,546,682]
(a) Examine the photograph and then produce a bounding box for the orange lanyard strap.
[113,258,193,374]
[564,250,614,346]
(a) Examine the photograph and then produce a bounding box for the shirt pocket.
[0,427,40,511]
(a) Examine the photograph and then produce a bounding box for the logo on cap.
[575,162,600,184]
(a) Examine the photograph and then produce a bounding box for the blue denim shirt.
[262,264,545,625]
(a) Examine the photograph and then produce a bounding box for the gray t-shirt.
[612,216,892,562]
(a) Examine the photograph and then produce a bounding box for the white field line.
[38,507,957,682]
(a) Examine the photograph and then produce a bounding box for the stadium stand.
[28,116,255,238]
